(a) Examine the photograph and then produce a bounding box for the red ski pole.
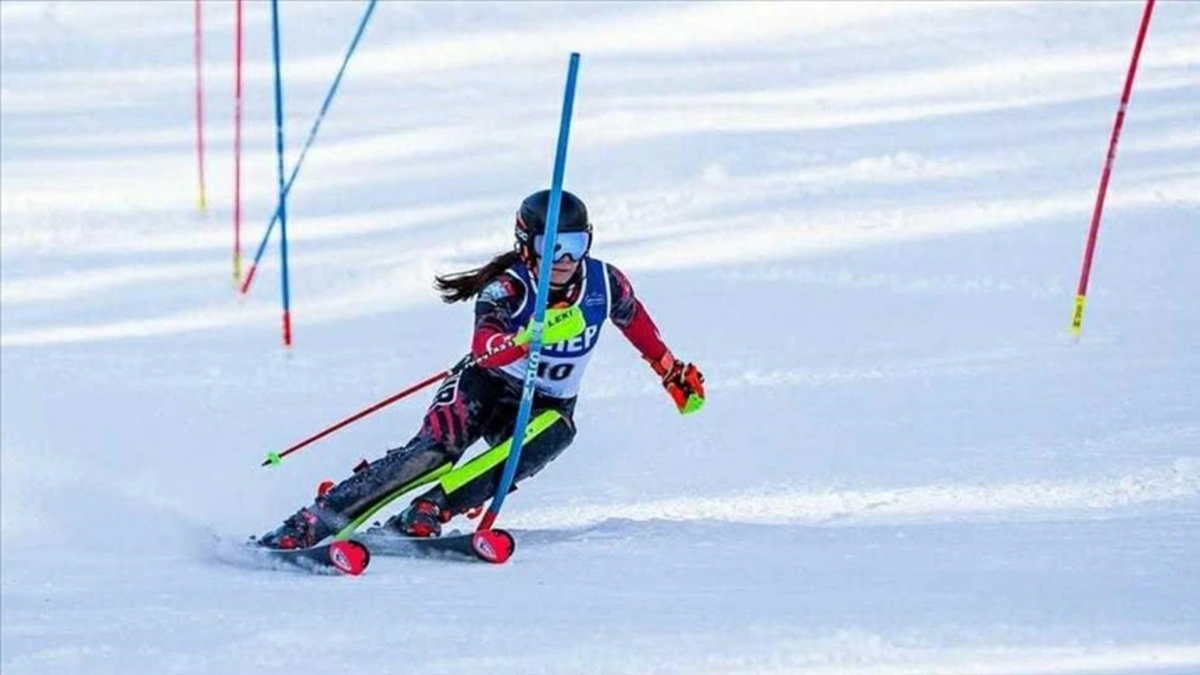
[262,369,447,467]
[261,342,525,468]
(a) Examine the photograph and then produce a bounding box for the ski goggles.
[532,231,591,262]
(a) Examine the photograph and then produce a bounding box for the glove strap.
[648,350,676,379]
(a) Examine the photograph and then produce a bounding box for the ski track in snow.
[3,163,1198,347]
[508,458,1200,533]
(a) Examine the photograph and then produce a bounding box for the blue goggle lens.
[533,231,590,262]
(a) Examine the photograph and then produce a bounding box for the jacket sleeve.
[471,274,529,368]
[607,264,670,364]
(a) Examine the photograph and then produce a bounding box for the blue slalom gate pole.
[240,0,378,296]
[269,0,292,347]
[479,52,582,531]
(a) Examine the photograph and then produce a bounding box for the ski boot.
[384,488,451,538]
[257,507,335,550]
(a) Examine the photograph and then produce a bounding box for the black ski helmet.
[514,189,591,261]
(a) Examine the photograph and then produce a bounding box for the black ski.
[355,528,515,564]
[252,539,371,576]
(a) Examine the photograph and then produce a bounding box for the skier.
[258,189,706,549]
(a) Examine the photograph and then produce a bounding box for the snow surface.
[2,2,1199,674]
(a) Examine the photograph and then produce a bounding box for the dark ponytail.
[434,250,522,304]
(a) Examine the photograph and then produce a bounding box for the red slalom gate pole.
[1071,0,1156,338]
[193,0,208,214]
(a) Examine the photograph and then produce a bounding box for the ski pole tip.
[264,451,282,467]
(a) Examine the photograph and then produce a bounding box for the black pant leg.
[441,398,577,515]
[313,364,503,524]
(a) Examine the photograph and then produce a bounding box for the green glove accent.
[681,393,705,415]
[514,305,586,346]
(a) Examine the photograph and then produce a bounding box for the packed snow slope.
[2,2,1198,674]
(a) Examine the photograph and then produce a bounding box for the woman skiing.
[258,189,706,549]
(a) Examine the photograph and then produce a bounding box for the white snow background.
[1,2,1198,674]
